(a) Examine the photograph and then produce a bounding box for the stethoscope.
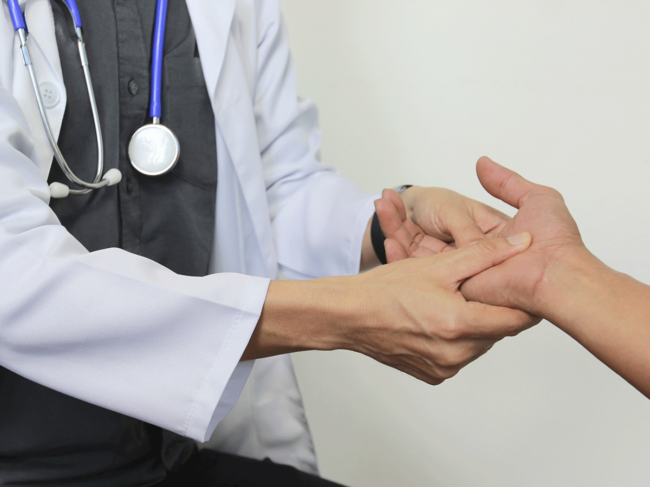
[7,0,180,198]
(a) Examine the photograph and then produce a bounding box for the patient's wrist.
[535,248,612,330]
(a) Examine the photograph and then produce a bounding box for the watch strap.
[371,212,388,265]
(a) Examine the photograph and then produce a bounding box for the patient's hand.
[376,157,585,315]
[465,158,650,400]
[460,157,586,316]
[381,158,650,398]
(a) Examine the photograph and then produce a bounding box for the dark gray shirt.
[0,1,218,485]
[50,0,218,276]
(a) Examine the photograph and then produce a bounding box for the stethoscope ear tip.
[49,169,121,199]
[49,182,70,199]
[104,169,122,186]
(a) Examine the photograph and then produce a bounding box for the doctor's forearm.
[244,214,387,361]
[241,278,363,361]
[242,236,535,387]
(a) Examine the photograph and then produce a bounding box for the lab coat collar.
[185,0,236,107]
[18,0,238,92]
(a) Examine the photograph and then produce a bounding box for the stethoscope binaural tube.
[7,0,122,199]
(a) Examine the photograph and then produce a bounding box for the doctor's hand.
[374,186,512,263]
[246,233,535,385]
[346,234,537,384]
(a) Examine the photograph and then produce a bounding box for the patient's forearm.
[540,252,650,398]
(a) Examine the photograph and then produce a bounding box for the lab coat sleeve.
[254,1,379,280]
[0,87,269,442]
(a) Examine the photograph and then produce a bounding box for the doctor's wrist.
[242,277,365,360]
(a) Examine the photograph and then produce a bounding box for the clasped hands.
[354,156,586,385]
[247,156,589,389]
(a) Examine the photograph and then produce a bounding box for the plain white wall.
[279,1,650,486]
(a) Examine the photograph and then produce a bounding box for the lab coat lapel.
[185,0,235,101]
[11,0,65,178]
[188,0,277,277]
[23,0,63,82]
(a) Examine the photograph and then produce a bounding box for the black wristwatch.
[371,185,412,265]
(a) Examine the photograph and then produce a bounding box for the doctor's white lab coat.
[0,0,377,475]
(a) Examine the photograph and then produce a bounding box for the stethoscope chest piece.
[128,123,180,176]
[8,0,177,197]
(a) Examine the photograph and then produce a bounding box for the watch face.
[128,124,180,176]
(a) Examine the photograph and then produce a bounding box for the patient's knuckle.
[457,222,480,235]
[538,185,564,202]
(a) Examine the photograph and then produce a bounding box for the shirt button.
[39,82,60,108]
[128,80,139,96]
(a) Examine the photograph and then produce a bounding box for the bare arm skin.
[243,234,534,385]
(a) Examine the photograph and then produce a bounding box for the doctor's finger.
[385,236,448,263]
[414,235,453,255]
[385,238,409,263]
[435,338,499,372]
[439,233,532,284]
[382,188,408,222]
[392,363,446,386]
[440,204,488,249]
[375,197,415,252]
[459,301,537,338]
[469,201,512,234]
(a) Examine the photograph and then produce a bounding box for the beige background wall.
[280,1,650,486]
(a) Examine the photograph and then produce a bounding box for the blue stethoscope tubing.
[127,0,180,178]
[7,0,174,198]
[150,0,167,120]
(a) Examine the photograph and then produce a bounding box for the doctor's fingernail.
[506,232,531,246]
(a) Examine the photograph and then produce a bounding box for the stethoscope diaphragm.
[128,0,179,178]
[128,123,180,176]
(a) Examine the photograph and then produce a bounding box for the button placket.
[128,79,139,95]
